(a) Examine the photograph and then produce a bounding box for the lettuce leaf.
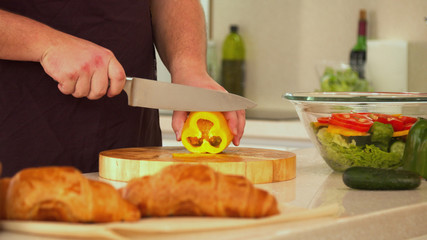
[316,128,402,171]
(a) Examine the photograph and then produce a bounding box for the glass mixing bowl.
[283,92,427,172]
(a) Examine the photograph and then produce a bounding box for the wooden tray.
[99,147,296,184]
[0,204,341,239]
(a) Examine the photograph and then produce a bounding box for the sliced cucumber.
[390,141,405,156]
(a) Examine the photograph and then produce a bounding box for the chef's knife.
[123,77,257,111]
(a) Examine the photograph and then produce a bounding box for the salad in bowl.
[312,112,416,171]
[284,92,427,172]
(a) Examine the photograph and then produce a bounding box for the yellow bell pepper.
[181,112,233,154]
[327,124,369,137]
[393,129,409,137]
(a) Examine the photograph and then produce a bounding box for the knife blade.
[123,77,257,111]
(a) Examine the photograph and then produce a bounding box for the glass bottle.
[350,9,367,79]
[221,25,245,96]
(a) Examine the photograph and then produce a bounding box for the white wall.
[157,0,427,119]
[212,0,427,116]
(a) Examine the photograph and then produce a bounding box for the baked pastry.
[120,164,279,218]
[0,166,140,222]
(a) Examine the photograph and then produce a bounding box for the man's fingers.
[223,110,246,146]
[88,70,108,100]
[223,111,238,136]
[107,57,126,98]
[172,111,189,141]
[57,74,78,95]
[72,69,92,98]
[235,109,246,145]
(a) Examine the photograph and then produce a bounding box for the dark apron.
[0,0,162,177]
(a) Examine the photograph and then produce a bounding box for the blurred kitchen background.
[157,0,427,120]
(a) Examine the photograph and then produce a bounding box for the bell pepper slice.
[313,122,329,128]
[327,124,369,137]
[181,112,233,154]
[393,129,410,137]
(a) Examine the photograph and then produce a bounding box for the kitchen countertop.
[2,148,427,239]
[160,115,314,151]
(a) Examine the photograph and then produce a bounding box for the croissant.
[119,164,279,218]
[0,166,140,222]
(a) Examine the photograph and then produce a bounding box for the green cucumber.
[343,166,421,190]
[402,118,427,179]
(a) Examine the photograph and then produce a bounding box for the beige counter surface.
[160,115,314,151]
[1,148,427,239]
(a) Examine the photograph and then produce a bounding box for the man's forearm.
[150,0,208,81]
[0,9,59,62]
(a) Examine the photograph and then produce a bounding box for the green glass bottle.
[349,9,367,79]
[221,25,245,96]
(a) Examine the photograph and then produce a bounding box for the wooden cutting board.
[99,147,296,184]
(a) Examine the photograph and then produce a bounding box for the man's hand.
[150,0,247,146]
[0,10,125,99]
[171,74,246,147]
[40,35,126,99]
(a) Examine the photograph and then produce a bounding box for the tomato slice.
[403,122,415,130]
[366,113,406,131]
[398,116,418,125]
[329,113,374,132]
[317,117,330,124]
[322,113,417,132]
